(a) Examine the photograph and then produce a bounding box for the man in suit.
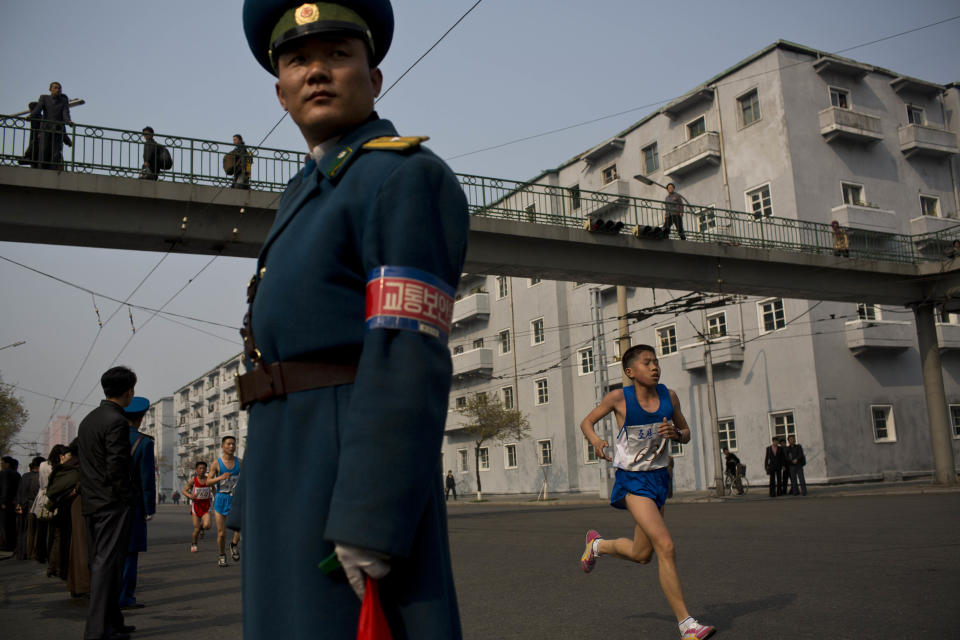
[764,437,786,498]
[78,366,138,640]
[119,396,156,609]
[29,81,73,169]
[237,1,469,636]
[786,435,807,496]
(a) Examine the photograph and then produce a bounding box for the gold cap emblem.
[294,3,319,25]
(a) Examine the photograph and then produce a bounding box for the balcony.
[898,124,959,159]
[451,347,493,378]
[204,383,219,399]
[452,292,490,326]
[819,107,882,144]
[830,203,897,234]
[663,87,714,119]
[199,436,216,449]
[444,410,471,433]
[845,320,912,355]
[936,323,960,351]
[177,444,189,456]
[812,56,870,79]
[222,373,237,390]
[581,179,631,218]
[909,214,960,236]
[681,338,745,371]
[221,400,239,415]
[663,132,721,178]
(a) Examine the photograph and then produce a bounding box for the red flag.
[356,576,393,640]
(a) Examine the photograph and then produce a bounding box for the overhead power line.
[446,14,960,161]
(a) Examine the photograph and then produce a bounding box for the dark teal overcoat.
[242,116,468,639]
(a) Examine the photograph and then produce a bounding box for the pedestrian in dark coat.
[239,1,468,637]
[786,435,807,496]
[77,366,137,640]
[140,127,160,180]
[29,82,73,170]
[14,457,42,559]
[0,456,20,551]
[764,438,787,497]
[119,397,156,609]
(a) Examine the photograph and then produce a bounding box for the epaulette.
[323,136,430,180]
[361,135,429,151]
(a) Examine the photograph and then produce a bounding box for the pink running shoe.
[190,544,198,553]
[580,529,601,573]
[681,621,716,639]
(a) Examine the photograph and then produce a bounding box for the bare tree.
[458,392,530,500]
[0,376,29,456]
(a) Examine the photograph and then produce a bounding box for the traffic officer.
[239,1,468,637]
[119,396,156,609]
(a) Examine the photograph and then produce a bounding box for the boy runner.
[182,461,212,553]
[580,344,716,640]
[208,436,241,568]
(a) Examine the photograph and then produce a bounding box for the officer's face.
[275,36,383,147]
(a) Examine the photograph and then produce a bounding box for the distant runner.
[182,461,212,553]
[208,436,241,568]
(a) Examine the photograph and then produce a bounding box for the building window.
[747,185,773,219]
[570,185,581,210]
[949,405,960,439]
[601,164,619,185]
[453,345,464,355]
[504,443,518,469]
[707,311,727,337]
[457,448,468,472]
[498,329,511,354]
[670,440,684,456]
[496,276,509,299]
[585,436,598,463]
[770,411,797,441]
[455,395,467,410]
[534,378,549,405]
[478,447,490,471]
[501,385,514,409]
[538,439,553,466]
[657,325,677,355]
[472,337,484,350]
[906,105,925,125]
[920,195,940,217]
[738,89,760,127]
[528,277,542,287]
[578,347,594,375]
[871,405,897,442]
[718,418,737,451]
[687,116,706,139]
[830,87,850,109]
[531,318,545,345]
[642,143,659,173]
[937,308,959,324]
[857,303,879,321]
[841,182,864,206]
[758,298,786,333]
[698,206,717,231]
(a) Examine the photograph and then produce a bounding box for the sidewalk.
[444,476,960,507]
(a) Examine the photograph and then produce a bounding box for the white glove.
[334,543,390,600]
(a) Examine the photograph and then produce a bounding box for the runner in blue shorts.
[579,344,715,640]
[208,435,241,568]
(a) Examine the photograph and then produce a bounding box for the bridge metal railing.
[0,115,303,192]
[2,116,958,264]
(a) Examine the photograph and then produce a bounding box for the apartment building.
[141,396,175,498]
[441,41,960,495]
[173,354,247,488]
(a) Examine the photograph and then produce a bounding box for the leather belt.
[237,360,358,409]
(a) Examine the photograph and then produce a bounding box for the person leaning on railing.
[831,220,850,257]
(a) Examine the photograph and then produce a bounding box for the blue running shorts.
[610,467,671,510]
[213,492,233,517]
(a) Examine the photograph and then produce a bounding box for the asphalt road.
[3,492,959,639]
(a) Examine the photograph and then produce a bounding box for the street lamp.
[0,341,25,351]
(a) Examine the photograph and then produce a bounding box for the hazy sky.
[1,0,958,456]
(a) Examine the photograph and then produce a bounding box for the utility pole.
[590,288,613,497]
[702,334,724,497]
[617,286,630,387]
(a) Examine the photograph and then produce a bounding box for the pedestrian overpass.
[1,116,958,482]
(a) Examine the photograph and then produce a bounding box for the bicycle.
[723,464,749,496]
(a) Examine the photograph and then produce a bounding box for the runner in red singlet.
[181,461,213,553]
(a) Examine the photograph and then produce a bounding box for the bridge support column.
[912,303,957,485]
